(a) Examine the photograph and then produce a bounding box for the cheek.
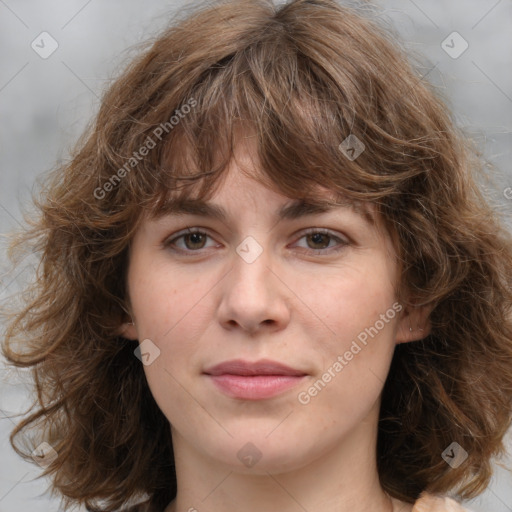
[128,260,214,407]
[296,257,397,340]
[301,262,399,406]
[297,280,398,422]
[135,286,209,426]
[130,258,212,336]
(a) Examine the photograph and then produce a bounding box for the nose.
[217,241,291,335]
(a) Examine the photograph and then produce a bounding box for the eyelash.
[163,227,349,257]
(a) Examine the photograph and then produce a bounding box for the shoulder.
[412,492,474,512]
[117,501,160,512]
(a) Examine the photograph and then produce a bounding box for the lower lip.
[206,374,306,400]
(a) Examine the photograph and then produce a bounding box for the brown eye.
[293,229,349,255]
[164,229,216,254]
[305,232,332,250]
[182,232,208,250]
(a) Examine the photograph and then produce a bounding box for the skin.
[120,134,431,512]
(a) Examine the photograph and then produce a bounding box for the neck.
[165,405,396,512]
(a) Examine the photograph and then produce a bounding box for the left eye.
[294,229,348,252]
[164,228,348,255]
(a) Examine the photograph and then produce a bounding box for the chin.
[201,434,316,475]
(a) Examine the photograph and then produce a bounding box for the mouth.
[203,359,308,400]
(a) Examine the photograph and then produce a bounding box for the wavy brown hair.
[2,0,512,510]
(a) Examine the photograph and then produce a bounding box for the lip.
[203,359,308,400]
[203,359,306,377]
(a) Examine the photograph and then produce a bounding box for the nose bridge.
[218,232,289,333]
[231,233,273,303]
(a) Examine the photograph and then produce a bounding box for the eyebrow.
[154,197,375,225]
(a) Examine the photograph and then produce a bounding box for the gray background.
[1,1,511,511]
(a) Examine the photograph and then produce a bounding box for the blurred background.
[0,0,511,511]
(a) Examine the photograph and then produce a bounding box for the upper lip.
[203,359,307,376]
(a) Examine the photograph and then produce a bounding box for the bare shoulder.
[117,498,174,512]
[391,497,414,512]
[411,492,473,511]
[117,502,154,512]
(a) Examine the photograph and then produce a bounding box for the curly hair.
[2,0,512,510]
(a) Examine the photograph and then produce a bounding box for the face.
[122,137,428,475]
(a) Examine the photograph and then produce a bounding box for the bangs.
[147,119,377,229]
[99,0,436,238]
[131,22,397,224]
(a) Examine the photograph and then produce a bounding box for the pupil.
[188,233,204,248]
[310,233,328,249]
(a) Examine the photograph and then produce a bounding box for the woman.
[3,0,512,511]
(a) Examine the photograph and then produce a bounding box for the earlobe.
[117,321,138,340]
[395,304,433,344]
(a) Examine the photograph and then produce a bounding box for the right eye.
[163,228,220,255]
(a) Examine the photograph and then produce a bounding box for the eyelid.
[162,226,219,250]
[299,227,350,244]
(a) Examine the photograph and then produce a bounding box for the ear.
[116,321,138,340]
[395,302,433,344]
